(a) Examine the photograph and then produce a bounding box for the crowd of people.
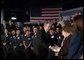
[1,15,83,59]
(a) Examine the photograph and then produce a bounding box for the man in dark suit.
[31,22,52,59]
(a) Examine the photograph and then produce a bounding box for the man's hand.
[3,42,6,46]
[19,43,23,46]
[14,46,16,48]
[49,45,61,52]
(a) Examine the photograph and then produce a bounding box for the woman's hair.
[73,15,83,22]
[73,15,83,31]
[62,24,75,33]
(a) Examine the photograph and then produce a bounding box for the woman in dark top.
[58,24,74,59]
[67,15,83,59]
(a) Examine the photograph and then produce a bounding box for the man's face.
[12,30,15,35]
[33,28,38,33]
[23,27,27,33]
[44,24,50,32]
[49,30,55,35]
[16,30,20,35]
[25,30,31,36]
[56,28,60,32]
[4,29,8,34]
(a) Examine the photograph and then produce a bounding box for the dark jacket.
[1,34,11,46]
[15,35,23,47]
[55,32,64,47]
[49,34,57,46]
[22,35,32,46]
[67,32,83,59]
[31,29,51,59]
[10,35,16,46]
[58,34,72,59]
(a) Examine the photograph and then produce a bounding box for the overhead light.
[11,17,17,20]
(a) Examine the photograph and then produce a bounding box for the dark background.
[1,0,83,22]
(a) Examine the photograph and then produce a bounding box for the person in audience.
[58,24,74,59]
[67,15,83,59]
[1,29,9,59]
[49,27,57,46]
[1,23,4,32]
[22,27,34,59]
[7,20,16,30]
[22,29,32,50]
[55,26,64,47]
[10,30,16,51]
[47,27,58,60]
[15,29,23,49]
[23,26,27,34]
[32,26,39,38]
[2,20,6,29]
